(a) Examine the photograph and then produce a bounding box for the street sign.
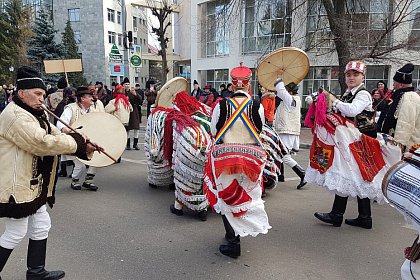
[110,64,124,76]
[109,44,123,63]
[130,55,142,67]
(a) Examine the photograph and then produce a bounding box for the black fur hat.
[57,77,67,89]
[16,66,47,92]
[122,77,130,84]
[393,63,414,84]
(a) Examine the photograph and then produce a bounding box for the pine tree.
[61,20,87,86]
[0,0,32,84]
[28,8,62,80]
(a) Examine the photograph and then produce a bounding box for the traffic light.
[127,31,133,43]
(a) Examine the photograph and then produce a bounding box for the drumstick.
[40,104,118,163]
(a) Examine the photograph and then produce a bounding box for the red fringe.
[174,91,207,115]
[203,155,218,208]
[114,94,130,111]
[214,159,261,182]
[163,109,201,166]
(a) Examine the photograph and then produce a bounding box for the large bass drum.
[382,151,420,232]
[72,112,127,167]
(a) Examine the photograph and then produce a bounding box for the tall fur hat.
[393,63,414,84]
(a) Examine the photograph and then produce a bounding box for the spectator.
[95,81,108,106]
[144,80,157,118]
[260,86,276,126]
[198,85,216,106]
[135,83,144,124]
[376,80,392,98]
[191,80,203,100]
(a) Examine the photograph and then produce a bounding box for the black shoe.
[168,183,175,191]
[297,179,307,190]
[170,204,183,216]
[314,212,343,227]
[345,217,372,229]
[133,138,140,150]
[70,180,81,190]
[278,174,285,182]
[26,239,65,280]
[198,210,207,221]
[149,183,157,189]
[82,182,98,191]
[261,190,267,198]
[219,243,241,259]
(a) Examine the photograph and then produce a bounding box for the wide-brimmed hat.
[76,86,93,96]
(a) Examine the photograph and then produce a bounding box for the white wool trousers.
[72,158,96,180]
[401,259,420,280]
[0,205,51,249]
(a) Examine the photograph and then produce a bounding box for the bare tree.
[146,0,176,84]
[206,0,420,92]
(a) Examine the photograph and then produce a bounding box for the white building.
[186,0,420,99]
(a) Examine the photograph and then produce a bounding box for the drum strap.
[406,235,420,263]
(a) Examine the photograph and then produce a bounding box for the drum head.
[72,112,127,167]
[257,47,310,91]
[155,77,188,108]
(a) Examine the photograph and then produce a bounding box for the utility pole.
[121,0,129,80]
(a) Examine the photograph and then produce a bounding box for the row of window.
[68,8,147,28]
[107,31,147,46]
[201,0,420,57]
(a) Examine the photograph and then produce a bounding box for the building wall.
[53,0,106,86]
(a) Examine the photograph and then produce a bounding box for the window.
[408,0,420,50]
[68,8,80,22]
[133,37,138,44]
[242,0,292,54]
[306,0,391,52]
[117,33,122,46]
[205,69,229,90]
[202,0,230,57]
[107,9,115,22]
[108,31,116,44]
[412,65,420,89]
[74,31,81,44]
[133,16,138,29]
[117,11,121,24]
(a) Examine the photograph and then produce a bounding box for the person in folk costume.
[58,87,103,191]
[377,63,420,150]
[274,81,307,189]
[105,85,133,163]
[313,61,377,229]
[122,77,141,150]
[204,64,271,259]
[0,66,99,280]
[199,85,216,106]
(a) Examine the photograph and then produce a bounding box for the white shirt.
[333,83,373,117]
[57,105,89,131]
[275,81,294,111]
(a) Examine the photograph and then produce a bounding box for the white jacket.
[394,91,420,148]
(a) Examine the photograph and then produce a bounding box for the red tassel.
[174,91,207,115]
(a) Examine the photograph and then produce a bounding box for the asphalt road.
[0,129,414,280]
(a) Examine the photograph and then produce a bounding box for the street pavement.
[0,126,414,280]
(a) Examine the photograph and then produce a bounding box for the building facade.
[52,0,149,87]
[188,0,420,101]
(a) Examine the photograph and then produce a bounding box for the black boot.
[170,204,183,216]
[314,195,348,227]
[133,138,140,150]
[26,239,65,280]
[292,164,307,189]
[220,215,241,258]
[126,139,131,150]
[345,197,372,229]
[82,174,98,191]
[278,163,285,182]
[0,246,13,275]
[57,162,67,177]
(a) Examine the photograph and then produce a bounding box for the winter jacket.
[394,91,420,148]
[261,92,276,122]
[0,101,87,218]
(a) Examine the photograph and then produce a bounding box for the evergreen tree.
[28,8,62,79]
[0,0,32,84]
[61,20,87,87]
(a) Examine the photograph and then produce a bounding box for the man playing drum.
[58,87,102,191]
